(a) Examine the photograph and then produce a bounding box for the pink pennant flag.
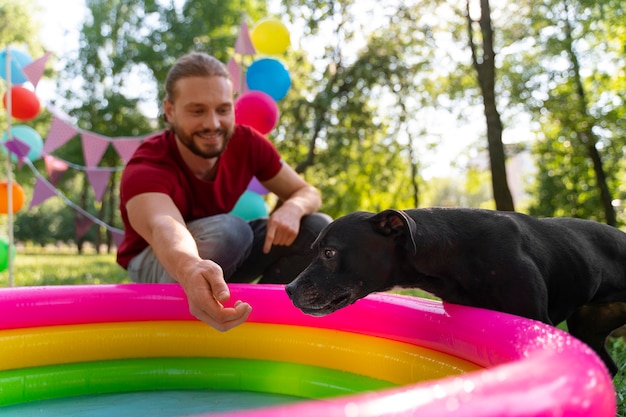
[22,52,52,88]
[110,229,125,247]
[112,137,143,164]
[74,211,94,241]
[81,132,110,167]
[29,177,58,209]
[44,114,79,154]
[85,168,112,202]
[43,155,69,186]
[234,20,256,55]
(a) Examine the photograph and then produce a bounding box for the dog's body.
[285,208,626,375]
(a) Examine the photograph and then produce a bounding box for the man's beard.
[173,125,233,159]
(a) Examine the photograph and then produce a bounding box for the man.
[117,52,331,332]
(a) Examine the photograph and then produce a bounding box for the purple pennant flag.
[111,137,143,164]
[110,229,125,247]
[43,115,79,154]
[85,168,112,202]
[234,20,256,55]
[81,132,110,167]
[74,211,94,241]
[4,138,31,161]
[29,177,58,209]
[247,176,269,195]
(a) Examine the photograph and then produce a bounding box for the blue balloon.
[246,58,291,102]
[0,48,33,85]
[230,190,269,221]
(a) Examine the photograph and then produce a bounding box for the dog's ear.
[369,210,417,255]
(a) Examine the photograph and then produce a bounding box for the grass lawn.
[1,250,625,415]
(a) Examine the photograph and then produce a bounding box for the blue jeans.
[127,213,332,284]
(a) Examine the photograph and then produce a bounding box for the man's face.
[164,75,235,158]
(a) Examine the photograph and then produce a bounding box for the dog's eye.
[322,248,336,259]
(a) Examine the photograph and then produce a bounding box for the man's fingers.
[196,301,252,332]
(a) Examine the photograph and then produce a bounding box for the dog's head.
[285,209,417,316]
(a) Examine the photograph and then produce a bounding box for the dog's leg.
[566,302,626,376]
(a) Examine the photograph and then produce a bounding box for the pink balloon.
[234,90,279,134]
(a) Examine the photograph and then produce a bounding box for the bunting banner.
[43,155,69,186]
[234,20,256,55]
[22,52,52,88]
[29,177,59,209]
[43,114,79,154]
[111,137,144,164]
[110,229,125,247]
[23,159,125,245]
[227,57,247,96]
[74,211,94,241]
[4,138,31,161]
[81,132,111,167]
[85,168,112,202]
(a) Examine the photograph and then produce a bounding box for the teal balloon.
[231,190,269,221]
[246,58,291,101]
[1,125,44,162]
[0,237,16,273]
[0,48,32,85]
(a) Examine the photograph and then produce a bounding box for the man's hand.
[177,259,252,331]
[263,202,302,254]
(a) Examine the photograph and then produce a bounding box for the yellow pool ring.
[0,321,480,385]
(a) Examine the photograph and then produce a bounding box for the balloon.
[3,86,41,121]
[1,125,44,162]
[230,190,269,221]
[0,47,33,85]
[251,18,291,55]
[235,90,279,134]
[246,58,291,102]
[0,181,26,214]
[0,236,16,273]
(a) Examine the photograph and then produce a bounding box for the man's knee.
[188,214,253,248]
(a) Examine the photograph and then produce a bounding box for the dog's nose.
[285,283,294,298]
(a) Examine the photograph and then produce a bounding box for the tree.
[503,0,625,224]
[465,0,515,211]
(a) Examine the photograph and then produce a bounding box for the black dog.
[286,208,626,376]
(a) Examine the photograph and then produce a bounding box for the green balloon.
[0,237,16,272]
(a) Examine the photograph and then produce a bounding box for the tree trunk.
[562,1,616,226]
[466,0,515,211]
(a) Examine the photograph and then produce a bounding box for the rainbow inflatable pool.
[0,284,617,416]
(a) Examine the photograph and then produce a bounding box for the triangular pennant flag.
[43,114,79,154]
[29,177,58,209]
[110,228,125,247]
[227,57,248,96]
[112,137,143,164]
[81,132,110,167]
[4,138,31,161]
[85,168,112,202]
[22,52,51,88]
[74,211,94,241]
[43,155,69,186]
[234,20,256,55]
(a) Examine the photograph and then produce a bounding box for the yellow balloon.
[251,18,290,55]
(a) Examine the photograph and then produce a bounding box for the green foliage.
[0,250,128,287]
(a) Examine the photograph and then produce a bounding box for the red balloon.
[2,86,41,121]
[234,91,279,134]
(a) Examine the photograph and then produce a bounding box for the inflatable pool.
[0,284,617,416]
